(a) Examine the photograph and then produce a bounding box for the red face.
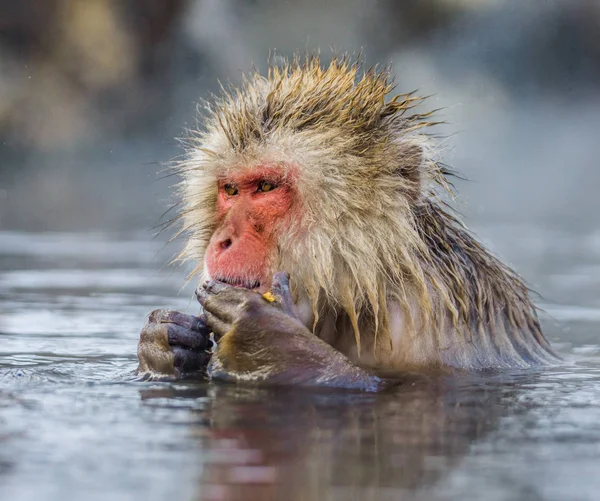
[204,166,297,292]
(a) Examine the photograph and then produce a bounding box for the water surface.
[1,229,599,501]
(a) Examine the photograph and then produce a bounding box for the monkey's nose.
[219,238,232,250]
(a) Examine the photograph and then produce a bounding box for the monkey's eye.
[257,180,277,193]
[223,184,238,196]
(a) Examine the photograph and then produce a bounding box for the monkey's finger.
[204,310,232,339]
[203,280,232,295]
[138,323,174,375]
[202,280,259,301]
[196,284,244,307]
[167,324,211,350]
[196,286,208,306]
[271,272,297,316]
[197,285,255,319]
[195,287,229,313]
[148,309,172,324]
[172,346,210,376]
[203,292,256,324]
[139,321,169,348]
[149,309,209,333]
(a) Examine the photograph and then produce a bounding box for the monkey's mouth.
[214,276,261,290]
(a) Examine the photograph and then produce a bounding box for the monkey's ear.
[394,144,422,202]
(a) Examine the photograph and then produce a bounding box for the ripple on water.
[0,231,599,501]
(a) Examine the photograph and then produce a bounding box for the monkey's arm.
[137,309,213,379]
[197,273,390,392]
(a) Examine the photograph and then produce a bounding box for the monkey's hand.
[196,272,386,391]
[137,309,213,379]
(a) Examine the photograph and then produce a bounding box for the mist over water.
[1,0,598,233]
[1,1,600,500]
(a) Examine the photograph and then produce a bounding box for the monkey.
[137,55,558,390]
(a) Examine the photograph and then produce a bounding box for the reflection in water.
[1,231,600,501]
[139,368,597,501]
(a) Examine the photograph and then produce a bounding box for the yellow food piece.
[262,291,276,303]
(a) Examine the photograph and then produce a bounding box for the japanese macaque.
[137,56,557,390]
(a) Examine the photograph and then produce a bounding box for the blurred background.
[1,0,599,231]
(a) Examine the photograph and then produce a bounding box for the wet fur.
[171,55,557,370]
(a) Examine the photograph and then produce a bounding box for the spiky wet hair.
[174,55,555,367]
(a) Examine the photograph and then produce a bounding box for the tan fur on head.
[172,54,555,367]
